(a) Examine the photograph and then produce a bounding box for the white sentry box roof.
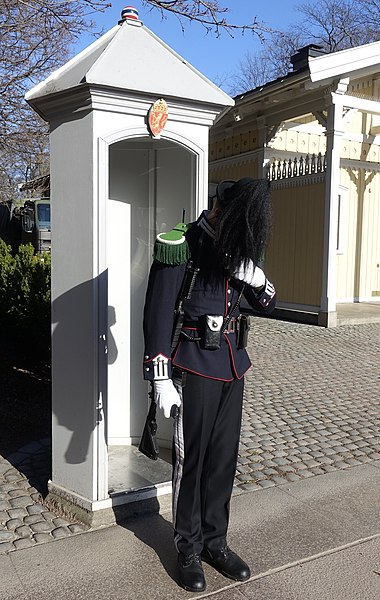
[26,19,234,111]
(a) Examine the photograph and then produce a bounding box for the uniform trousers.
[172,369,244,556]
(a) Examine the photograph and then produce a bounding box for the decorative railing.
[346,89,380,103]
[266,152,327,181]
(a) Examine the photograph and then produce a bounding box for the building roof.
[308,40,380,85]
[25,18,233,112]
[212,41,380,132]
[18,175,50,194]
[235,41,380,105]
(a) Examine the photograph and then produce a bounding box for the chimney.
[290,45,326,72]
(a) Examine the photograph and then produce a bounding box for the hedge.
[0,239,51,358]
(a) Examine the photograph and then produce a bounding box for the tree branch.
[142,0,268,38]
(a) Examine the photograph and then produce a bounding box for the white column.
[257,116,267,178]
[319,89,346,326]
[49,113,105,509]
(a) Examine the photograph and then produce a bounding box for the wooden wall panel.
[265,182,325,306]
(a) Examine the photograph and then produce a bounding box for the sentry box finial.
[119,6,141,24]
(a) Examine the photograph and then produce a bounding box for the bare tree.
[228,28,307,96]
[0,0,112,201]
[355,0,380,40]
[229,52,275,96]
[265,29,308,76]
[233,0,380,95]
[142,1,266,37]
[297,0,374,52]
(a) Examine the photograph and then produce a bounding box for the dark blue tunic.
[143,211,276,382]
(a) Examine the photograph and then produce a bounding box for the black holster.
[237,315,250,349]
[199,314,223,350]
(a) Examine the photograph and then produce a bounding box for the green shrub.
[0,239,14,315]
[0,241,51,359]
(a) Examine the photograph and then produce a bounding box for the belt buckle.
[226,319,236,334]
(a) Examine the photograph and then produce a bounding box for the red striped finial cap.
[121,6,139,21]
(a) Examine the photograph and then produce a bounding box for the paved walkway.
[238,319,380,489]
[1,319,380,556]
[1,463,380,599]
[337,301,380,325]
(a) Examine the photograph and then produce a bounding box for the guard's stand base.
[45,481,173,528]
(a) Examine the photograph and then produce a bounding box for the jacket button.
[227,289,231,294]
[227,302,231,307]
[145,355,149,359]
[145,367,150,372]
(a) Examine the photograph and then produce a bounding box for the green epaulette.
[153,222,190,265]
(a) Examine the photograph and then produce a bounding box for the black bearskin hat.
[214,177,272,275]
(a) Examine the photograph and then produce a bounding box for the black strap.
[171,230,204,351]
[221,283,245,333]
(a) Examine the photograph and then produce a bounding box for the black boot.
[202,546,251,581]
[177,553,206,592]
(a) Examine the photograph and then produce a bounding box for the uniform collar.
[197,210,216,240]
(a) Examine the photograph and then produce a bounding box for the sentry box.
[26,7,233,524]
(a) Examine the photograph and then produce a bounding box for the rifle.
[138,383,159,460]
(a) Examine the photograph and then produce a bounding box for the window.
[36,202,51,228]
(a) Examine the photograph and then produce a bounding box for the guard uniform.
[143,210,276,556]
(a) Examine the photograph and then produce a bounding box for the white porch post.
[257,116,267,178]
[319,81,347,327]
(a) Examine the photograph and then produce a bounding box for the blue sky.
[76,0,301,89]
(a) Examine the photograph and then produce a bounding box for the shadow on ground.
[0,331,52,493]
[117,507,179,585]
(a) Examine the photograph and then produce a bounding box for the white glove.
[234,260,266,289]
[154,379,181,418]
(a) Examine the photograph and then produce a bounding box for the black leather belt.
[183,317,239,334]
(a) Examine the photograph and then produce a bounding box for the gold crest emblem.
[148,99,168,138]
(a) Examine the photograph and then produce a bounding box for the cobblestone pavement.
[237,319,380,491]
[1,319,380,553]
[0,440,88,554]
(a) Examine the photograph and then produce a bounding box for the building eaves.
[233,69,311,107]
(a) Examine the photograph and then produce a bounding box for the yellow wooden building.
[210,43,380,326]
